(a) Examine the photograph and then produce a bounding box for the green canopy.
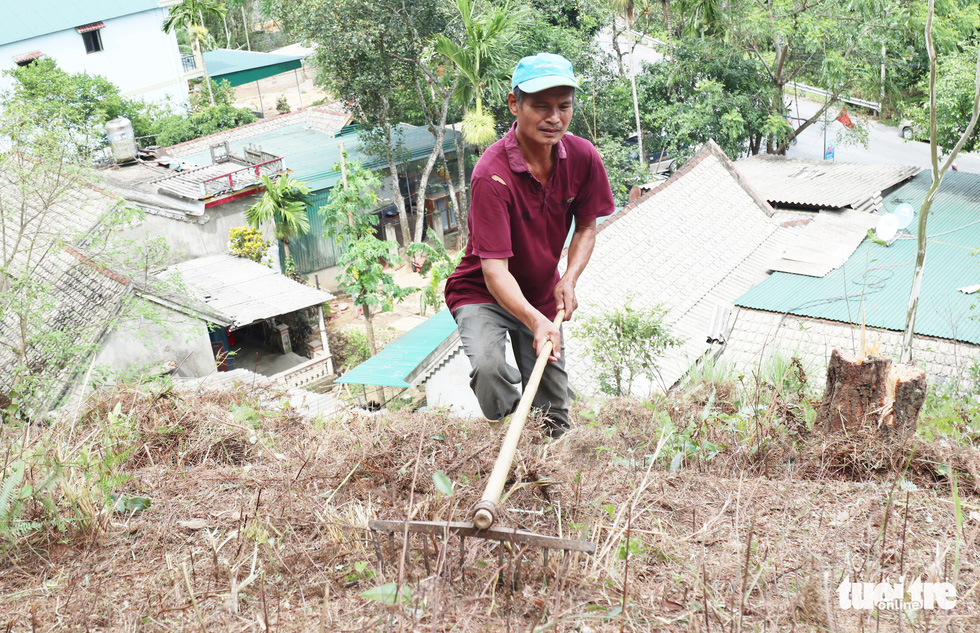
[202,49,303,87]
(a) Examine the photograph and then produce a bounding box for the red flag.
[836,107,854,130]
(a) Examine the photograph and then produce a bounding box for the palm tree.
[244,175,311,267]
[433,0,524,148]
[162,0,227,107]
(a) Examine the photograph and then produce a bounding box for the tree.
[406,229,463,315]
[609,0,656,167]
[2,58,164,152]
[900,0,980,363]
[244,175,311,266]
[320,155,411,356]
[434,0,526,147]
[594,136,648,206]
[162,0,227,107]
[573,298,681,396]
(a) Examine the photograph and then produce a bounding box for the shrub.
[228,226,271,263]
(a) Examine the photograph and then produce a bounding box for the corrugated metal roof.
[736,155,919,211]
[203,49,304,87]
[1,0,160,46]
[179,123,458,193]
[336,309,458,387]
[769,208,880,277]
[736,171,980,345]
[165,254,335,328]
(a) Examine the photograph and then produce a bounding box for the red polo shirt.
[445,122,615,320]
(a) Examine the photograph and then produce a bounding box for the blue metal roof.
[181,122,459,193]
[336,309,458,387]
[736,171,980,344]
[203,49,304,87]
[1,0,161,46]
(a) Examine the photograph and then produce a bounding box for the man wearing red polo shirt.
[445,53,615,438]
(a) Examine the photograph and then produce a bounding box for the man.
[444,52,615,438]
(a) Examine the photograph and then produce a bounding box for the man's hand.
[533,315,562,362]
[553,276,577,322]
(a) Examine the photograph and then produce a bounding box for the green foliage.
[275,95,291,115]
[573,297,682,397]
[320,155,382,244]
[336,237,413,314]
[228,226,271,264]
[244,175,312,249]
[154,104,257,146]
[405,229,463,315]
[907,45,980,154]
[189,77,238,110]
[635,38,770,161]
[2,58,166,151]
[595,136,649,206]
[331,328,371,371]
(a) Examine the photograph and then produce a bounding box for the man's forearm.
[482,259,548,331]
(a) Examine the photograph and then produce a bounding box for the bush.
[228,226,271,264]
[574,296,682,397]
[276,95,290,115]
[155,104,257,146]
[330,329,371,372]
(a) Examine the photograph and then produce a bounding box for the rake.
[369,309,596,580]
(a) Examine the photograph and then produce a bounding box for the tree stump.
[815,349,927,437]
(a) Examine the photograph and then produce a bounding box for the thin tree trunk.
[412,90,453,244]
[242,5,251,50]
[223,14,231,48]
[611,18,626,78]
[454,130,468,248]
[198,10,216,107]
[364,304,378,356]
[901,0,980,362]
[629,41,645,169]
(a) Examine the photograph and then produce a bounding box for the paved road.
[784,96,980,173]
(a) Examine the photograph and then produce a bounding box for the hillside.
[1,371,979,631]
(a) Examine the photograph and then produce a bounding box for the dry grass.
[2,382,980,631]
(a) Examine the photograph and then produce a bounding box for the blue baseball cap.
[512,53,579,94]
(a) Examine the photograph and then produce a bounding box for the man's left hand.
[554,277,577,321]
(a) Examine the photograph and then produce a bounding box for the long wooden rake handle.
[473,309,565,530]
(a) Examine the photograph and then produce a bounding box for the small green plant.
[406,229,463,316]
[275,95,290,115]
[332,329,371,372]
[574,295,682,397]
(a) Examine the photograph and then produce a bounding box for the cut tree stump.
[815,349,927,437]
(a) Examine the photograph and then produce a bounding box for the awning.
[162,254,334,329]
[76,22,105,33]
[202,49,304,87]
[13,50,43,64]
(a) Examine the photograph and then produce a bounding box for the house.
[101,142,296,265]
[163,113,465,279]
[96,254,338,389]
[0,0,196,106]
[722,170,980,390]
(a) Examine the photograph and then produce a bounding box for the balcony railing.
[272,354,334,388]
[181,53,198,72]
[199,156,285,198]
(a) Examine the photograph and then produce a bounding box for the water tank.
[105,117,137,163]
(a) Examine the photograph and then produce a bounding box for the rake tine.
[421,532,432,576]
[514,546,525,591]
[388,532,395,561]
[458,535,465,581]
[543,547,550,569]
[497,543,505,587]
[371,529,385,572]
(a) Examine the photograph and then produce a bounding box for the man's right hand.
[533,316,561,362]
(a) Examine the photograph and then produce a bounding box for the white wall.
[96,300,216,380]
[119,197,277,265]
[0,8,188,107]
[721,308,980,392]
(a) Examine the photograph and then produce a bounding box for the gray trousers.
[452,303,569,428]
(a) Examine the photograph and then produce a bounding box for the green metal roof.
[336,309,458,387]
[2,0,160,45]
[736,171,980,345]
[182,122,459,193]
[203,49,304,87]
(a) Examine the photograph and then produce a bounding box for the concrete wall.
[721,308,980,391]
[95,300,216,380]
[120,197,278,265]
[0,8,189,107]
[424,342,519,419]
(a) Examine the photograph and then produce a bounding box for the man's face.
[508,86,574,149]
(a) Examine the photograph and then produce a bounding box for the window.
[81,29,103,54]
